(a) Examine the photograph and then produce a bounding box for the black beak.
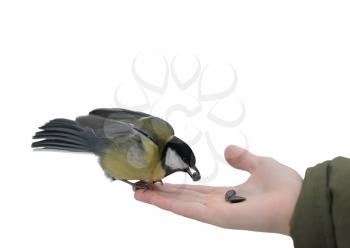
[186,167,201,181]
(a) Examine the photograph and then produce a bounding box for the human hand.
[134,145,303,235]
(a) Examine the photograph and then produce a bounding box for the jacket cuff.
[289,160,336,248]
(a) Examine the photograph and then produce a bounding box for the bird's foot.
[132,180,154,192]
[120,179,155,192]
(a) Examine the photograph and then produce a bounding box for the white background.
[1,1,350,247]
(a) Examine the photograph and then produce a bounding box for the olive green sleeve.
[290,157,350,248]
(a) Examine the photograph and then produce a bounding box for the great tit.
[32,108,201,190]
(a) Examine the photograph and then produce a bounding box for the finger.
[155,183,205,198]
[224,145,258,173]
[157,183,221,194]
[134,190,202,209]
[134,190,212,224]
[155,183,198,193]
[158,183,249,198]
[135,186,205,204]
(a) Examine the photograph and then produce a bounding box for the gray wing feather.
[76,115,135,139]
[88,108,173,146]
[89,108,149,120]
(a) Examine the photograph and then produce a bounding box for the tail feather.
[40,145,90,152]
[32,118,97,153]
[32,134,87,146]
[33,131,86,143]
[32,139,88,150]
[35,127,83,139]
[42,118,77,125]
[39,123,83,132]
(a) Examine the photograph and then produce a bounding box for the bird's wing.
[89,108,150,120]
[88,108,174,148]
[77,114,160,180]
[76,114,142,154]
[76,114,135,139]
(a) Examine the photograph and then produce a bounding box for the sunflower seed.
[225,189,237,201]
[226,195,246,203]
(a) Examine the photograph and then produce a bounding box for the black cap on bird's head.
[162,136,201,181]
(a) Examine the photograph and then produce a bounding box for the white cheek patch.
[165,148,188,170]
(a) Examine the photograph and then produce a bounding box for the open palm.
[134,145,302,235]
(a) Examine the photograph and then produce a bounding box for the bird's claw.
[132,180,154,192]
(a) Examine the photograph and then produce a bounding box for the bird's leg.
[120,179,154,192]
[120,179,135,187]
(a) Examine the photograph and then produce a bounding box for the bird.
[31,108,200,190]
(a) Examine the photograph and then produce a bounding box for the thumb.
[224,145,258,173]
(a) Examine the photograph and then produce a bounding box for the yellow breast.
[99,134,166,182]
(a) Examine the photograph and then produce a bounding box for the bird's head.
[162,136,201,181]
